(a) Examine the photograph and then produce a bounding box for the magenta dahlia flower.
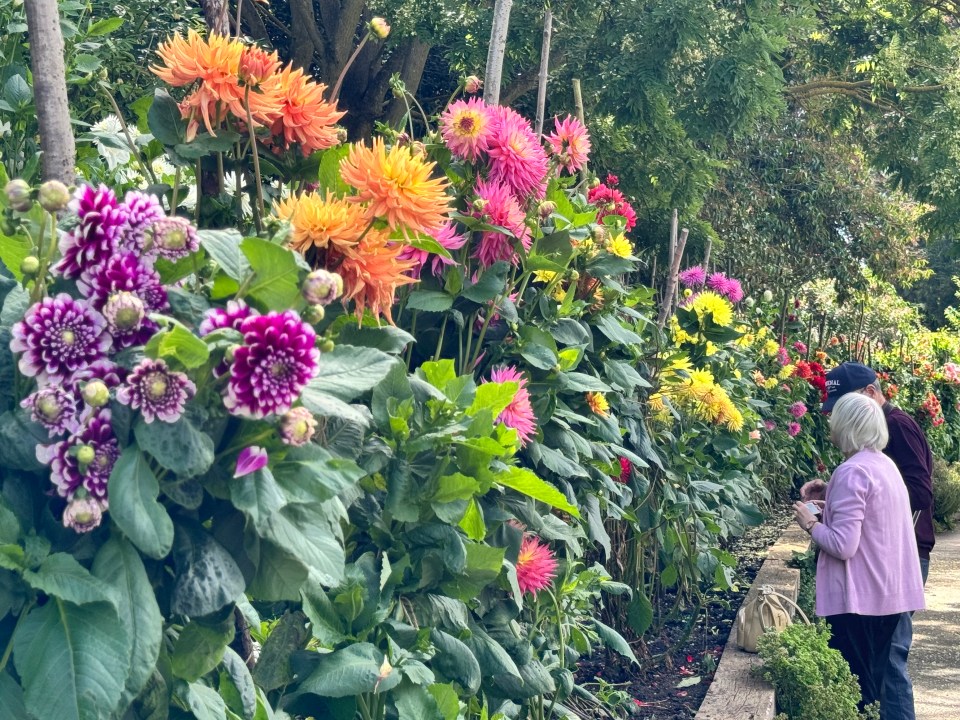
[723,277,744,303]
[789,401,808,419]
[119,190,166,255]
[280,406,317,446]
[678,266,707,288]
[117,358,196,423]
[546,115,591,173]
[777,346,790,365]
[235,446,269,478]
[787,421,802,437]
[223,310,320,418]
[54,185,130,278]
[440,97,494,162]
[78,252,168,313]
[399,222,467,278]
[38,410,118,501]
[706,272,730,294]
[11,294,110,382]
[145,216,200,261]
[488,365,537,446]
[516,535,558,596]
[487,106,549,199]
[21,385,79,436]
[792,340,808,355]
[472,179,531,267]
[614,456,631,484]
[62,495,105,533]
[764,419,777,431]
[199,300,257,336]
[587,183,637,232]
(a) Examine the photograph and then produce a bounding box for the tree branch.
[501,50,568,107]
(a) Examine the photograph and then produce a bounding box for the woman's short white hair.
[829,392,888,455]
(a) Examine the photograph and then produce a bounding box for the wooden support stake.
[657,226,689,329]
[534,7,553,137]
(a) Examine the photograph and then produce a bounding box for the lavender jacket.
[812,448,925,617]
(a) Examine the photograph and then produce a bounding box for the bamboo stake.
[534,7,553,136]
[701,238,712,274]
[657,227,688,329]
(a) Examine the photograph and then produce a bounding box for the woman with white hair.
[793,392,925,711]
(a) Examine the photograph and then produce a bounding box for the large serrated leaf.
[22,553,117,607]
[308,345,399,402]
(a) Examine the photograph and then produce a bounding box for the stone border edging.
[694,523,812,720]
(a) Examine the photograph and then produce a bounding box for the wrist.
[805,519,818,533]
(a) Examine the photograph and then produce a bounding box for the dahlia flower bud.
[103,291,146,334]
[319,339,335,353]
[304,304,325,323]
[62,496,104,533]
[591,225,609,243]
[82,379,110,408]
[38,180,71,212]
[225,344,240,363]
[744,296,755,307]
[280,406,317,446]
[472,198,489,213]
[464,75,483,94]
[147,216,199,261]
[762,290,773,302]
[537,201,557,219]
[20,256,39,275]
[5,179,32,212]
[588,177,601,189]
[410,141,427,158]
[76,444,96,469]
[369,17,391,39]
[302,269,343,306]
[336,127,348,144]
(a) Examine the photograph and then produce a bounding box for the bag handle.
[756,584,811,627]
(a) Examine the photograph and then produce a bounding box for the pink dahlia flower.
[586,183,637,231]
[487,106,549,199]
[723,278,744,303]
[764,419,777,431]
[614,456,631,484]
[399,221,467,278]
[11,294,110,382]
[117,358,196,424]
[792,341,808,355]
[678,266,707,288]
[38,410,118,501]
[489,365,537,446]
[145,216,200,262]
[546,115,591,173]
[789,401,808,419]
[79,252,168,313]
[54,185,130,278]
[777,347,790,366]
[224,310,320,418]
[516,535,558,596]
[440,97,494,162]
[787,421,802,437]
[472,179,531,267]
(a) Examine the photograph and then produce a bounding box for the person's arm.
[810,464,869,560]
[887,418,934,513]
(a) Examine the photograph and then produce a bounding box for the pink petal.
[234,446,269,478]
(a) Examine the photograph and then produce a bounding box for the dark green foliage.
[932,457,960,531]
[786,549,816,621]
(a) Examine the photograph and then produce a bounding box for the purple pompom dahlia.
[78,252,168,312]
[38,410,118,501]
[119,190,166,255]
[145,216,199,262]
[199,300,256,336]
[223,310,319,419]
[21,385,79,436]
[678,266,707,288]
[10,294,110,382]
[117,358,196,423]
[54,185,130,278]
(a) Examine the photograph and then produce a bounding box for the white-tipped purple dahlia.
[145,216,199,262]
[62,495,105,533]
[117,358,196,424]
[223,311,319,419]
[199,300,256,336]
[54,185,130,278]
[21,385,79,436]
[119,191,166,255]
[38,410,118,501]
[10,294,110,382]
[78,252,168,312]
[280,406,317,446]
[103,292,146,334]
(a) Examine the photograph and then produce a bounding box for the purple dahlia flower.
[199,300,256,336]
[234,446,269,478]
[21,385,80,436]
[78,252,168,312]
[37,410,118,501]
[144,216,199,262]
[62,495,105,533]
[54,185,130,278]
[117,358,196,423]
[11,294,110,382]
[678,266,707,288]
[224,310,319,419]
[119,191,166,256]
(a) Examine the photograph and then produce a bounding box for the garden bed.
[575,504,794,719]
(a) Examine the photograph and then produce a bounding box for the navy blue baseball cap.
[822,362,877,412]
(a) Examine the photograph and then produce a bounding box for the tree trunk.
[24,0,75,184]
[483,0,514,105]
[202,0,230,35]
[534,8,553,136]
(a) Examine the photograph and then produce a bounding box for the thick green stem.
[0,599,34,672]
[243,86,266,230]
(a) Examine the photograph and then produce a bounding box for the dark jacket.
[883,403,935,559]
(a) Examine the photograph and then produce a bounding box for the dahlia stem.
[216,151,225,195]
[432,316,447,361]
[243,86,265,231]
[469,298,499,370]
[331,33,370,102]
[0,599,33,672]
[171,166,181,211]
[194,160,202,223]
[101,83,158,186]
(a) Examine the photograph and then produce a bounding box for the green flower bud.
[319,339,335,353]
[38,180,71,213]
[304,304,326,323]
[5,179,32,212]
[76,444,96,469]
[81,380,110,408]
[20,256,40,275]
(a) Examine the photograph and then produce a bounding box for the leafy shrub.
[786,548,816,620]
[755,622,876,720]
[932,457,960,530]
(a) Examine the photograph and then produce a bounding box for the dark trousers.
[827,613,901,711]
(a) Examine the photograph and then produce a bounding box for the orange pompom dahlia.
[274,192,368,255]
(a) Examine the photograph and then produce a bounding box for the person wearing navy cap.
[802,361,934,720]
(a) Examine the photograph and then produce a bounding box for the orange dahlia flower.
[274,191,368,255]
[263,67,344,155]
[340,138,451,236]
[338,231,417,324]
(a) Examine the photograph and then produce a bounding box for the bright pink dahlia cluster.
[587,182,637,232]
[472,179,532,268]
[546,115,591,174]
[516,535,558,596]
[223,310,320,418]
[488,365,537,445]
[787,421,802,437]
[678,266,707,288]
[789,401,808,419]
[705,272,744,303]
